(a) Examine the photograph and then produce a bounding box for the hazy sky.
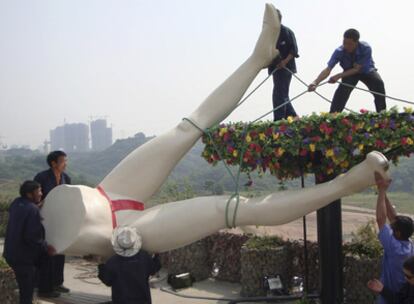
[1,0,413,148]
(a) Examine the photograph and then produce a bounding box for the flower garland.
[201,107,414,180]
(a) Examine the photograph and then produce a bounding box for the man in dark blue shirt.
[34,150,71,297]
[34,150,71,202]
[308,28,386,113]
[268,9,299,121]
[3,180,56,304]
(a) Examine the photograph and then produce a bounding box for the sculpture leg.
[123,151,389,253]
[100,4,281,202]
[46,152,388,257]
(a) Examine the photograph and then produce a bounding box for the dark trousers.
[38,255,53,292]
[53,254,65,286]
[38,254,65,292]
[330,70,386,113]
[271,68,297,121]
[11,264,36,304]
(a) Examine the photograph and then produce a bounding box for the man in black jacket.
[368,256,414,303]
[98,227,161,304]
[3,180,56,304]
[34,150,71,297]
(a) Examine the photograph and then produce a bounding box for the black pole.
[316,182,343,304]
[301,174,309,295]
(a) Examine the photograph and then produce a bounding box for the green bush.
[0,223,6,238]
[0,202,10,212]
[244,235,284,250]
[294,299,317,304]
[343,219,382,259]
[0,201,10,238]
[0,256,9,269]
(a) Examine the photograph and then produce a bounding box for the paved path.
[1,239,241,304]
[35,257,242,304]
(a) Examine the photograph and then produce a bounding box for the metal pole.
[301,174,309,295]
[316,174,344,304]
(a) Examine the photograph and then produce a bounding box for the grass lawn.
[343,192,414,214]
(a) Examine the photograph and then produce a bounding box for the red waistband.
[96,186,145,228]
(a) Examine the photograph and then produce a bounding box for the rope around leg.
[225,193,241,228]
[182,117,241,228]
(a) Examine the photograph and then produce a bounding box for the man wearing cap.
[98,227,161,304]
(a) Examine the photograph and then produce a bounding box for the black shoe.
[55,285,70,293]
[38,291,61,298]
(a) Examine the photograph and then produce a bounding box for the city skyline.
[48,118,113,153]
[0,118,115,152]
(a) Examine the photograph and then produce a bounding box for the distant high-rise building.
[50,126,65,151]
[50,123,90,152]
[64,123,89,152]
[90,119,112,151]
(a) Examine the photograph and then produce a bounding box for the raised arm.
[385,193,397,223]
[375,172,391,229]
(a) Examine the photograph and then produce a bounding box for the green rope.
[225,193,240,228]
[182,118,237,186]
[182,117,240,228]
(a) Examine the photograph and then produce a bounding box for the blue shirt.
[34,169,71,200]
[378,224,414,304]
[2,197,47,266]
[327,41,376,74]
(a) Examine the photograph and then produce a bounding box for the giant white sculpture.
[41,4,390,257]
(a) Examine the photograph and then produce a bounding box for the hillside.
[1,132,414,205]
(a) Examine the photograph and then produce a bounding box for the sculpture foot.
[251,3,280,68]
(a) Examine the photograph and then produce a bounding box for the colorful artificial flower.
[201,109,414,181]
[309,144,316,152]
[326,149,334,157]
[219,127,228,137]
[259,133,266,141]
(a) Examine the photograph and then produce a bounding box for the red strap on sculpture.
[97,186,145,228]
